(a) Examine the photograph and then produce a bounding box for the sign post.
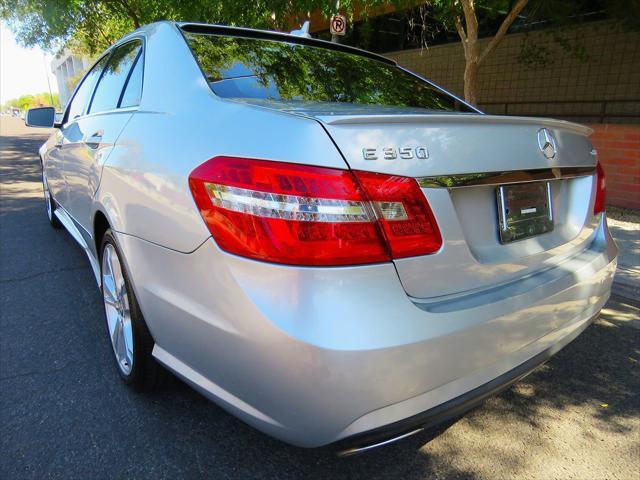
[330,14,346,43]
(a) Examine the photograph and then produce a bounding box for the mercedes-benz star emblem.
[537,128,557,159]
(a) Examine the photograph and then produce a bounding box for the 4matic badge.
[362,146,429,160]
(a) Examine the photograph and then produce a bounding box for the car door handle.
[85,130,103,149]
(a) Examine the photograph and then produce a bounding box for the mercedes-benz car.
[25,21,617,454]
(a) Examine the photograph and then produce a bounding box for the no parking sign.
[330,14,346,36]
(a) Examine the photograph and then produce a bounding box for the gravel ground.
[606,209,640,300]
[608,206,640,224]
[1,116,639,480]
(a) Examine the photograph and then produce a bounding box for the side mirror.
[25,107,56,128]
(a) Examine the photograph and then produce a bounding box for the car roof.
[112,21,396,66]
[176,22,396,65]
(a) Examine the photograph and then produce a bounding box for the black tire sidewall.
[42,167,62,229]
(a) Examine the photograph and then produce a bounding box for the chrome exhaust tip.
[336,427,424,457]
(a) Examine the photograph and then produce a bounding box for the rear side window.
[119,52,143,108]
[66,55,109,121]
[89,40,142,114]
[184,33,472,113]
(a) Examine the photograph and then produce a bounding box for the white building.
[51,50,91,107]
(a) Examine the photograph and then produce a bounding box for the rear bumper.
[334,309,598,455]
[119,215,617,448]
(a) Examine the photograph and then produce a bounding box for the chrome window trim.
[417,166,596,189]
[76,105,140,120]
[62,54,110,126]
[61,34,146,127]
[87,38,144,115]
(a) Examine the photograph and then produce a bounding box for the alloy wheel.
[102,243,134,375]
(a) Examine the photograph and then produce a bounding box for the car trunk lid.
[319,112,598,299]
[235,100,599,299]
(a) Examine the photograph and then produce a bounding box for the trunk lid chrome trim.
[417,166,595,189]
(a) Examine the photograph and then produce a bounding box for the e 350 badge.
[362,146,429,160]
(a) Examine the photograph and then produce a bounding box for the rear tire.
[100,229,161,391]
[42,167,62,229]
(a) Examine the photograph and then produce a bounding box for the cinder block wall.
[590,124,640,210]
[387,21,640,123]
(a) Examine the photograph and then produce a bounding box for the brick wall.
[590,124,640,210]
[387,21,640,123]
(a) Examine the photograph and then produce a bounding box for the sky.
[0,22,59,104]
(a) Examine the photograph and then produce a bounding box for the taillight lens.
[594,161,606,215]
[189,157,441,266]
[355,171,442,258]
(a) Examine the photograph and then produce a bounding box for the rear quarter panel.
[96,22,348,252]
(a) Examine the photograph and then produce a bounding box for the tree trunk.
[115,0,141,28]
[455,0,529,105]
[463,58,479,105]
[455,0,479,105]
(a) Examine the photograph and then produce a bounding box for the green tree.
[2,92,60,111]
[0,0,418,55]
[3,0,637,105]
[0,0,538,103]
[0,0,275,54]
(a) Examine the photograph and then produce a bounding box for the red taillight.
[594,161,607,214]
[355,171,442,258]
[189,157,441,266]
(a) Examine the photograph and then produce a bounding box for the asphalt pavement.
[1,116,639,480]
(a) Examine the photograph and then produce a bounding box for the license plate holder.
[496,182,554,243]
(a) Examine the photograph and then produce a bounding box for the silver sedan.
[25,21,617,454]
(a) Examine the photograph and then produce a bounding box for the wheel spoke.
[111,319,122,358]
[103,275,118,306]
[109,252,124,289]
[102,247,118,305]
[103,297,118,310]
[103,246,113,278]
[120,290,130,313]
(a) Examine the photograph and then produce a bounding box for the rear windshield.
[183,32,473,113]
